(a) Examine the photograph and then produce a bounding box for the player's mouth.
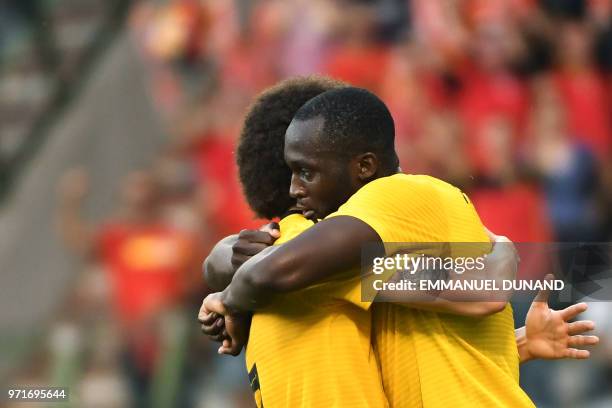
[296,202,317,220]
[302,209,316,220]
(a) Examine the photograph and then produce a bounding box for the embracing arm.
[220,216,375,313]
[204,235,239,292]
[204,225,280,292]
[219,216,514,316]
[383,235,516,317]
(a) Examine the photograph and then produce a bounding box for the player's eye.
[299,169,314,182]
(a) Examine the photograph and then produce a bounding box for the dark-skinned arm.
[204,225,280,292]
[201,225,280,347]
[219,216,373,313]
[379,235,516,317]
[203,235,239,292]
[218,216,510,316]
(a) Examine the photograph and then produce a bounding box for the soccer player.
[203,86,598,407]
[203,76,514,407]
[203,76,389,407]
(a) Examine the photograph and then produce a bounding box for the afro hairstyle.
[236,76,347,219]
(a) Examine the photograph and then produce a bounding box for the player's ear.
[355,153,378,181]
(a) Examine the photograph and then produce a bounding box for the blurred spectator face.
[558,22,593,68]
[530,99,572,174]
[121,171,160,211]
[421,114,461,162]
[414,113,471,182]
[531,75,559,106]
[479,117,515,177]
[588,0,612,22]
[534,102,567,141]
[154,152,195,200]
[472,23,511,71]
[335,3,376,44]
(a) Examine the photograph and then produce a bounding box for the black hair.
[237,76,347,219]
[292,87,398,170]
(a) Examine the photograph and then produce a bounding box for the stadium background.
[0,0,610,406]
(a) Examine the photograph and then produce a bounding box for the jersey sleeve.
[326,174,449,243]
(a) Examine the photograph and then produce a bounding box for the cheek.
[315,171,351,208]
[304,176,330,203]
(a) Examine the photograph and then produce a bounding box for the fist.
[231,223,280,268]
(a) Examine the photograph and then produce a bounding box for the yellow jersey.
[329,174,534,408]
[245,213,388,408]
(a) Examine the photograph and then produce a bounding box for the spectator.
[553,20,611,160]
[529,82,603,242]
[57,169,200,407]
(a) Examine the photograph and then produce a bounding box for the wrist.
[516,326,533,363]
[219,288,240,315]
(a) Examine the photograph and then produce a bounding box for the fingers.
[201,314,225,334]
[231,229,278,267]
[218,338,243,356]
[562,333,600,359]
[567,320,595,335]
[198,310,217,325]
[201,317,224,336]
[197,305,207,322]
[259,222,280,239]
[237,229,277,246]
[203,292,225,311]
[234,242,271,256]
[205,327,229,343]
[568,334,599,347]
[560,302,588,321]
[218,313,249,356]
[231,230,277,267]
[564,348,591,359]
[205,328,227,342]
[533,274,554,303]
[231,253,250,268]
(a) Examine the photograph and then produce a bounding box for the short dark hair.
[293,87,397,170]
[237,76,347,219]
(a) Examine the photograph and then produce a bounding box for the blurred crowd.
[0,0,131,199]
[5,0,612,407]
[128,0,612,245]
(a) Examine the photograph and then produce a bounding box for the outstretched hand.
[524,274,599,361]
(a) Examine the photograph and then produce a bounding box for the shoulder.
[277,214,314,244]
[342,173,450,209]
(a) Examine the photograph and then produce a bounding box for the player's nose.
[289,174,306,199]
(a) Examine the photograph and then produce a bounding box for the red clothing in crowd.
[97,222,195,325]
[324,45,390,93]
[456,66,529,172]
[471,183,552,243]
[553,70,612,160]
[470,183,553,279]
[192,133,260,236]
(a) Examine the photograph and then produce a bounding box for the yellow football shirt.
[328,174,534,408]
[245,213,388,408]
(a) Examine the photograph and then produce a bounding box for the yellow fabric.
[245,213,388,408]
[328,174,534,408]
